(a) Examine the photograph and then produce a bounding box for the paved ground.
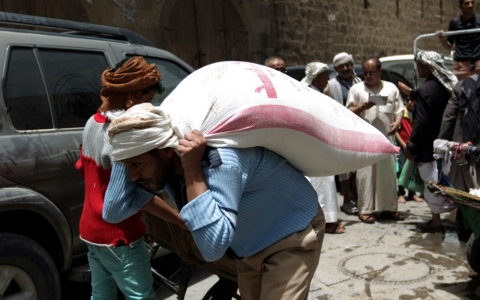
[156,194,480,300]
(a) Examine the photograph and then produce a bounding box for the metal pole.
[412,28,480,88]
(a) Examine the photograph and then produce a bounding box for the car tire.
[0,232,61,300]
[467,233,480,274]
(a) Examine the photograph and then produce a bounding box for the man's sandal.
[359,214,375,224]
[340,200,358,215]
[325,222,346,234]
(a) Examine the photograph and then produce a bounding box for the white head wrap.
[333,52,354,67]
[332,52,361,83]
[106,103,179,161]
[416,50,458,94]
[300,62,329,86]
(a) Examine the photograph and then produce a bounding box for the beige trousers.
[236,205,325,300]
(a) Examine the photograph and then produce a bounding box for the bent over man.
[324,52,362,216]
[104,103,325,300]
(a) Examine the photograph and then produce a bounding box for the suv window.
[5,47,52,130]
[5,47,107,130]
[39,49,107,128]
[132,55,189,106]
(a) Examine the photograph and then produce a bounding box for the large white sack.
[160,61,398,176]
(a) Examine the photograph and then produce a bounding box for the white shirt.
[346,81,404,138]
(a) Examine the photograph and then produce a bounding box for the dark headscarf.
[416,50,457,94]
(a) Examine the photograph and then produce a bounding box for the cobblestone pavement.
[156,194,480,300]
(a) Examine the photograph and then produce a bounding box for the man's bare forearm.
[440,39,452,50]
[436,31,452,50]
[395,132,406,150]
[185,168,209,202]
[350,104,364,115]
[350,102,375,115]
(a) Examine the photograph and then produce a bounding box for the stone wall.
[0,0,477,67]
[275,0,477,65]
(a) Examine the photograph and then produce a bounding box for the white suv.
[380,54,453,87]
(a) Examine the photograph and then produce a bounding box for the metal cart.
[142,208,240,300]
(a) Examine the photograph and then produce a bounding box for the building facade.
[0,0,473,68]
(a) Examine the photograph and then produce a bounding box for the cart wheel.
[467,233,480,274]
[202,277,240,300]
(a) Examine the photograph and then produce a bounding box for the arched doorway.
[164,0,249,69]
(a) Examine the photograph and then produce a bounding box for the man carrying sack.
[103,103,325,300]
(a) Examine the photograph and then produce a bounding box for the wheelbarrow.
[141,190,240,300]
[428,182,480,273]
[429,139,480,274]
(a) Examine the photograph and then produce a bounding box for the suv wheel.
[0,233,61,300]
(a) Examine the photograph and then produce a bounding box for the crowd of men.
[262,0,479,238]
[75,0,480,299]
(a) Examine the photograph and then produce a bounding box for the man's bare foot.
[325,222,346,234]
[419,219,445,234]
[412,195,424,202]
[397,195,406,204]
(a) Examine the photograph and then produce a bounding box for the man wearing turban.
[398,51,458,234]
[103,103,325,300]
[76,56,184,300]
[301,62,346,234]
[324,52,362,216]
[300,62,330,92]
[324,52,362,106]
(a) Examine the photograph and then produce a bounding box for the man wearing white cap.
[103,103,325,300]
[324,52,362,216]
[324,52,362,105]
[301,62,345,234]
[300,62,330,92]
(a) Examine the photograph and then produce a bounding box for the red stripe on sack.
[207,104,398,154]
[246,67,278,98]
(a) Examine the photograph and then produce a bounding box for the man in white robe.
[324,52,362,216]
[346,57,405,223]
[302,62,345,234]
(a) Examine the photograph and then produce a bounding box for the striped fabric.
[77,112,146,246]
[179,147,318,262]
